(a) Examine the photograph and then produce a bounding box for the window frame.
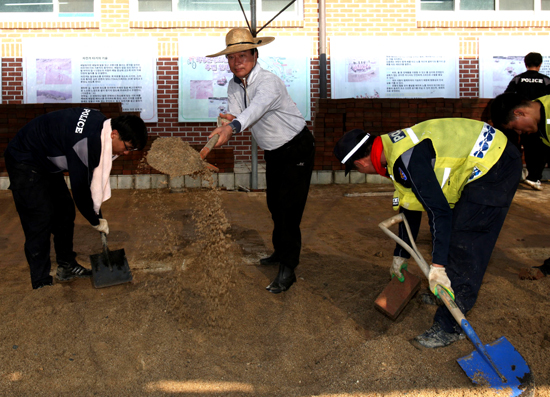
[417,0,550,21]
[128,0,303,22]
[0,0,100,22]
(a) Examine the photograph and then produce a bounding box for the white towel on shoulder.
[91,119,114,215]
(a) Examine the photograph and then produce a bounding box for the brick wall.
[459,58,480,98]
[314,97,492,172]
[1,0,549,167]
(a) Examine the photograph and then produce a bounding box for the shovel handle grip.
[378,213,430,278]
[378,213,405,229]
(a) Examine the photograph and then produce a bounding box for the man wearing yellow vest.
[334,118,522,348]
[491,92,550,276]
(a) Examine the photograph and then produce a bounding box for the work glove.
[428,265,455,300]
[390,256,408,282]
[92,218,109,235]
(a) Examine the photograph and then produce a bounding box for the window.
[0,0,98,20]
[131,0,301,21]
[418,0,550,22]
[420,0,550,11]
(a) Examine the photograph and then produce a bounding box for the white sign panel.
[23,38,158,122]
[479,37,550,98]
[331,37,459,99]
[179,36,311,122]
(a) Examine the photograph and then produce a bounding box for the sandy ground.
[1,181,549,397]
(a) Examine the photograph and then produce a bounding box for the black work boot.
[533,257,550,276]
[56,260,92,281]
[266,264,296,294]
[259,253,281,266]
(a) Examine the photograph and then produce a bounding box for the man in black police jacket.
[505,52,550,190]
[4,108,147,289]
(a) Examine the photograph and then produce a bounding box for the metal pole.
[250,0,258,189]
[319,0,327,98]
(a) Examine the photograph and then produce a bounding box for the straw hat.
[206,28,275,58]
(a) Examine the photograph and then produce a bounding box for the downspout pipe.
[250,0,259,189]
[319,0,327,99]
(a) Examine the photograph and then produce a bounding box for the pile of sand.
[146,137,206,177]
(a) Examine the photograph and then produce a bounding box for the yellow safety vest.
[534,95,550,147]
[381,118,508,211]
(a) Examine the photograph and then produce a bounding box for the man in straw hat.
[334,119,521,348]
[206,27,315,294]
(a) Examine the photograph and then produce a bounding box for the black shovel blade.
[90,248,133,289]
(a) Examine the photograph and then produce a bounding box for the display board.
[23,38,158,122]
[479,37,550,98]
[178,36,311,122]
[330,36,459,99]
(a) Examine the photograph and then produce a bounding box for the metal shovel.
[379,213,534,397]
[90,232,133,288]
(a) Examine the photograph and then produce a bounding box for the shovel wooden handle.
[199,134,219,160]
[380,213,508,383]
[100,231,108,250]
[100,232,113,271]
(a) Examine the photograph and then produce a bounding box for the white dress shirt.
[227,63,306,151]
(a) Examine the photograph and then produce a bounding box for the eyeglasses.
[123,141,138,152]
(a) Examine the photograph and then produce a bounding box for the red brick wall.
[2,58,24,103]
[1,58,496,176]
[459,58,480,98]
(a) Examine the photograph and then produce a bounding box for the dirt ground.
[1,180,550,397]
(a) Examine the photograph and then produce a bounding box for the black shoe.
[266,266,296,294]
[56,260,92,281]
[533,258,550,276]
[260,253,281,266]
[33,279,53,290]
[418,292,441,306]
[411,323,465,349]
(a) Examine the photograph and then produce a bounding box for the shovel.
[379,213,534,397]
[199,134,220,172]
[90,232,133,288]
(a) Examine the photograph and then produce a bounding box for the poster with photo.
[479,37,550,98]
[23,38,158,122]
[331,37,459,99]
[179,36,311,122]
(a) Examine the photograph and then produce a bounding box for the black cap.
[333,129,371,175]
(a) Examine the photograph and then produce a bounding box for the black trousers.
[434,141,522,333]
[264,127,315,269]
[521,133,550,182]
[5,152,77,288]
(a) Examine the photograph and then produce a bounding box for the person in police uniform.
[491,92,550,276]
[334,118,522,348]
[206,28,315,294]
[504,52,550,190]
[4,108,148,289]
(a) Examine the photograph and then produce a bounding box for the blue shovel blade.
[457,336,533,397]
